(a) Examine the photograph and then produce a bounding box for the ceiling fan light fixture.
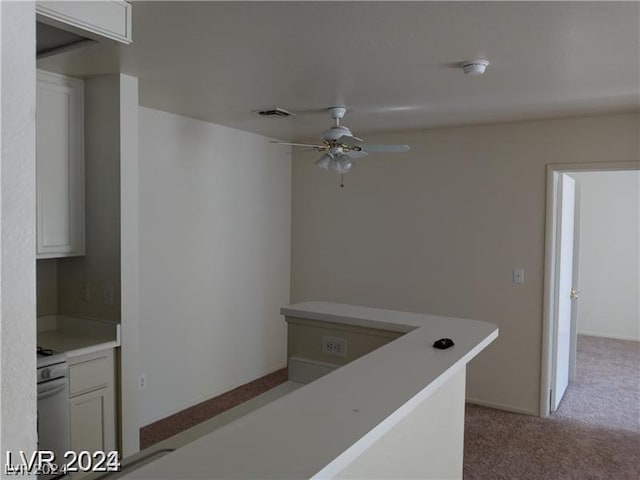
[338,156,354,173]
[315,152,334,170]
[327,154,353,174]
[328,156,340,173]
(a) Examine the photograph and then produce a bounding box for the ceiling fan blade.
[336,135,363,147]
[345,150,368,159]
[360,144,410,153]
[269,140,325,149]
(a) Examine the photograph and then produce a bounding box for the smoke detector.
[462,60,490,76]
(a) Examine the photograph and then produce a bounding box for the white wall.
[0,0,37,460]
[291,113,639,415]
[119,74,141,456]
[571,171,640,341]
[138,107,291,425]
[57,75,122,323]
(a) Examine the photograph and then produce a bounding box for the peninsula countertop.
[123,302,498,479]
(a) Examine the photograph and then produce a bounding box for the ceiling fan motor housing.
[321,125,353,141]
[329,106,347,120]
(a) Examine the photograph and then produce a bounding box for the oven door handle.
[37,378,68,399]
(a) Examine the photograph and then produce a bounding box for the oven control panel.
[37,362,68,383]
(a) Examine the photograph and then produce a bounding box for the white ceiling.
[37,1,640,142]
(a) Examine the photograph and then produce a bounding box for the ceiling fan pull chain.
[340,173,344,188]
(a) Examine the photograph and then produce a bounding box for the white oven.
[37,349,70,479]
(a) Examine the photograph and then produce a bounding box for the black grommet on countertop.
[433,338,455,349]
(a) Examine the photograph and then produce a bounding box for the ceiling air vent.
[257,107,295,118]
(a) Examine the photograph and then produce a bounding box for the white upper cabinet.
[36,1,132,45]
[36,70,85,259]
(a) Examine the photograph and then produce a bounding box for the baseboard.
[288,356,339,384]
[466,397,538,417]
[578,331,640,342]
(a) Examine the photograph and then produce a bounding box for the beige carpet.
[464,335,640,479]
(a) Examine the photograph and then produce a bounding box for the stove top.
[37,346,66,368]
[37,346,55,356]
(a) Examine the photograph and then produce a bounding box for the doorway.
[540,161,640,418]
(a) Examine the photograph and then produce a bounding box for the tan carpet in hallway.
[464,335,640,479]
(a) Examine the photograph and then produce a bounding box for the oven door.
[37,377,70,479]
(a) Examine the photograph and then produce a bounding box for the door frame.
[540,160,640,417]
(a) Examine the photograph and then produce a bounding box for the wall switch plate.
[103,284,114,306]
[139,374,146,390]
[322,336,348,357]
[513,268,525,285]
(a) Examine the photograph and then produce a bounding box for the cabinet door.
[36,1,132,45]
[36,70,85,258]
[69,386,116,464]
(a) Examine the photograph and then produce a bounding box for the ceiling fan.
[271,107,410,174]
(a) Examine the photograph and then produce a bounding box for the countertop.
[122,302,498,479]
[37,315,120,357]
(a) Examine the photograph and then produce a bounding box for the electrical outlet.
[139,374,146,390]
[81,282,91,302]
[103,285,114,306]
[322,336,348,357]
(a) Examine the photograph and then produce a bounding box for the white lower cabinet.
[68,349,116,479]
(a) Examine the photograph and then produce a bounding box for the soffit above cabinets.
[36,1,640,142]
[37,21,96,58]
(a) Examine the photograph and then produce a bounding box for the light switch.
[513,268,525,285]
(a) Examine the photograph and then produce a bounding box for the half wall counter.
[121,302,498,479]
